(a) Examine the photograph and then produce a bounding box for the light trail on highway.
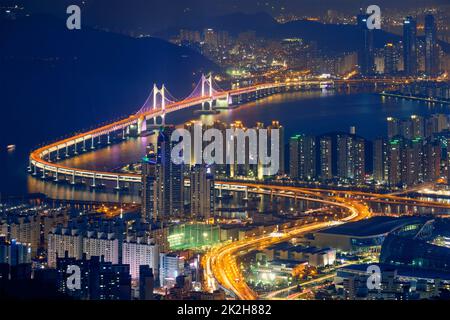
[203,192,371,300]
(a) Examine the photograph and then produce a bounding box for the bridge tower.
[201,74,214,111]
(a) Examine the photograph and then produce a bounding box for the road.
[203,192,370,300]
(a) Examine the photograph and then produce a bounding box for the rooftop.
[316,216,431,237]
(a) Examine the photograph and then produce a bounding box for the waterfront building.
[289,134,316,181]
[373,138,388,184]
[357,12,375,76]
[403,16,418,76]
[425,14,440,77]
[319,136,333,181]
[190,165,215,220]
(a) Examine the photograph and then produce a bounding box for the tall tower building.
[403,16,418,76]
[289,134,316,181]
[387,138,403,187]
[384,43,397,75]
[425,14,440,77]
[373,138,388,184]
[387,117,400,139]
[158,126,184,218]
[357,12,375,76]
[336,134,365,183]
[190,165,215,220]
[141,149,162,222]
[411,115,425,139]
[319,136,333,181]
[142,127,184,221]
[403,138,424,186]
[268,121,285,175]
[424,140,441,182]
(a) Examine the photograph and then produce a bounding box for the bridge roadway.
[28,80,316,186]
[29,77,408,187]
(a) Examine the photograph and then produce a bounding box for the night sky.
[5,0,450,33]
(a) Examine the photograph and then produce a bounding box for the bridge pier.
[91,137,95,150]
[115,176,120,190]
[71,171,76,185]
[41,166,46,179]
[107,133,111,145]
[56,147,60,160]
[54,168,59,182]
[91,173,96,188]
[82,138,87,151]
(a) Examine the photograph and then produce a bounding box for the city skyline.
[1,1,450,307]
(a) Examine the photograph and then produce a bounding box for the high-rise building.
[373,138,388,184]
[411,115,425,139]
[83,231,119,264]
[423,140,441,182]
[56,254,131,300]
[387,117,400,139]
[384,43,397,75]
[387,138,404,187]
[0,237,31,266]
[122,236,159,280]
[158,127,184,219]
[159,253,185,288]
[403,138,424,186]
[141,149,162,222]
[47,227,83,268]
[336,134,365,183]
[403,16,418,76]
[268,121,285,175]
[142,127,184,222]
[319,136,333,181]
[289,134,316,181]
[424,14,440,77]
[204,28,218,48]
[190,165,215,220]
[139,265,154,300]
[357,12,375,76]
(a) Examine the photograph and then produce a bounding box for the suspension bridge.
[29,74,323,188]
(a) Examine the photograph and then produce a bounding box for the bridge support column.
[122,128,126,140]
[244,187,249,201]
[115,176,120,190]
[71,171,76,185]
[82,138,87,151]
[91,174,96,188]
[107,133,111,145]
[65,144,69,157]
[54,168,59,182]
[74,142,78,155]
[41,166,46,179]
[91,137,95,150]
[56,147,60,160]
[137,116,146,135]
[33,164,37,176]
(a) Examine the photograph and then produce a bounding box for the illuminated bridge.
[28,73,431,207]
[29,74,335,188]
